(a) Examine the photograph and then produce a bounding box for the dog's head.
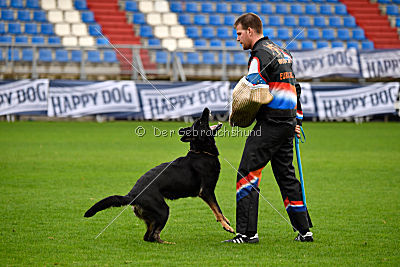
[178,108,222,155]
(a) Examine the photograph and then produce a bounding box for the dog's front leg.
[199,191,234,233]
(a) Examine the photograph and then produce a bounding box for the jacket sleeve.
[295,83,303,126]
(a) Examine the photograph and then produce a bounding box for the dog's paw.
[221,221,235,233]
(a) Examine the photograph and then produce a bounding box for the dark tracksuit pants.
[235,116,312,235]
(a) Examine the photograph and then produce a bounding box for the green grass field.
[1,121,399,266]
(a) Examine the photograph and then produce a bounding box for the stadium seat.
[58,0,73,10]
[194,14,207,26]
[209,15,222,26]
[42,0,56,10]
[71,50,82,62]
[320,5,333,15]
[396,18,400,27]
[72,23,88,36]
[260,3,273,14]
[217,27,231,39]
[343,16,356,28]
[48,10,64,23]
[8,23,22,35]
[219,52,232,65]
[30,36,44,44]
[41,24,54,35]
[133,13,146,25]
[246,3,258,13]
[335,4,347,15]
[216,3,228,14]
[11,0,23,8]
[277,28,290,40]
[0,22,4,34]
[224,15,235,27]
[233,52,247,65]
[82,11,95,23]
[15,36,28,44]
[307,28,320,40]
[305,4,317,15]
[74,0,87,10]
[352,28,365,40]
[155,51,168,64]
[23,23,36,35]
[0,35,12,44]
[276,4,288,15]
[186,2,198,13]
[203,52,216,64]
[269,16,281,26]
[186,52,200,64]
[63,36,78,46]
[263,28,275,38]
[88,24,102,36]
[361,40,374,50]
[201,2,214,13]
[104,50,118,63]
[302,40,314,50]
[299,16,312,27]
[125,1,138,12]
[2,10,15,21]
[170,2,183,13]
[386,5,399,16]
[231,3,243,14]
[22,48,33,62]
[210,39,222,47]
[39,49,52,62]
[337,28,350,40]
[316,40,329,49]
[225,40,237,47]
[194,39,207,47]
[331,41,344,48]
[347,41,359,49]
[48,36,61,44]
[284,16,296,27]
[87,50,101,63]
[202,27,215,39]
[55,49,69,62]
[18,10,31,22]
[25,0,39,8]
[286,41,299,50]
[292,28,305,40]
[55,23,71,36]
[178,14,191,25]
[322,28,335,40]
[8,49,20,61]
[291,4,303,15]
[0,0,6,8]
[33,10,47,22]
[140,25,153,38]
[314,16,326,27]
[96,37,109,46]
[329,16,342,27]
[186,26,199,38]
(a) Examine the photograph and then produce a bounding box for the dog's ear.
[201,107,210,121]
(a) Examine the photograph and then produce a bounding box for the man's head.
[234,13,264,50]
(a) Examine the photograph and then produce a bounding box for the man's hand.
[295,125,301,138]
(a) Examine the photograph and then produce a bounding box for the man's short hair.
[234,13,263,34]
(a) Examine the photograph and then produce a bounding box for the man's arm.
[295,83,303,138]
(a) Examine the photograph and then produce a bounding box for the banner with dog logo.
[0,79,49,116]
[48,80,140,117]
[314,82,400,120]
[292,48,360,78]
[140,81,230,119]
[359,50,400,79]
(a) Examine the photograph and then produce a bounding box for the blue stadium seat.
[203,52,216,64]
[393,0,400,4]
[329,16,342,27]
[133,13,146,25]
[337,28,350,40]
[140,25,153,38]
[8,23,21,34]
[18,10,31,22]
[307,28,320,40]
[361,40,374,50]
[276,4,288,15]
[219,52,232,65]
[260,3,273,14]
[175,52,184,64]
[302,40,314,50]
[22,48,33,62]
[0,35,12,44]
[2,10,15,21]
[327,0,339,2]
[299,16,311,27]
[263,28,275,38]
[147,38,160,46]
[224,15,235,26]
[11,0,23,8]
[71,50,82,62]
[186,52,200,64]
[305,4,317,15]
[48,36,61,44]
[377,0,391,3]
[292,28,305,40]
[74,0,87,10]
[316,40,329,49]
[125,1,138,12]
[286,41,299,50]
[55,49,69,62]
[217,27,230,39]
[0,0,6,8]
[322,28,335,40]
[0,22,5,34]
[40,24,53,36]
[88,24,102,36]
[312,0,325,3]
[396,18,400,27]
[202,27,215,39]
[186,2,198,13]
[97,37,109,46]
[170,2,183,13]
[155,51,168,64]
[209,15,222,26]
[194,39,207,47]
[210,39,222,47]
[332,41,344,48]
[277,28,290,40]
[335,4,347,15]
[233,52,247,65]
[15,36,28,44]
[386,5,399,16]
[33,10,47,22]
[347,41,359,49]
[186,26,199,38]
[216,3,228,14]
[352,28,365,40]
[320,4,333,15]
[38,49,52,62]
[201,2,214,13]
[291,4,303,15]
[178,14,191,25]
[269,16,281,26]
[231,3,243,14]
[314,16,326,27]
[82,11,95,23]
[343,16,356,28]
[8,49,20,61]
[225,40,237,47]
[284,16,296,27]
[194,14,207,26]
[31,36,45,44]
[104,50,118,63]
[246,3,258,13]
[87,50,101,63]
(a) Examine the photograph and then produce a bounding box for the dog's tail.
[84,195,133,217]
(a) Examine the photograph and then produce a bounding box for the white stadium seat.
[79,36,94,46]
[55,23,70,36]
[139,1,153,13]
[154,25,169,38]
[57,0,73,10]
[170,25,185,38]
[162,38,177,51]
[48,10,64,23]
[62,36,78,46]
[162,13,178,26]
[41,0,56,10]
[71,23,88,36]
[147,13,162,26]
[154,1,169,13]
[178,38,194,49]
[64,11,81,23]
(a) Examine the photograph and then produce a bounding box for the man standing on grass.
[223,13,313,243]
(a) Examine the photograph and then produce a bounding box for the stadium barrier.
[1,43,400,80]
[0,79,399,121]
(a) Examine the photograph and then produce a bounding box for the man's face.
[235,24,252,50]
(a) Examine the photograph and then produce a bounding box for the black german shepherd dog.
[84,108,234,243]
